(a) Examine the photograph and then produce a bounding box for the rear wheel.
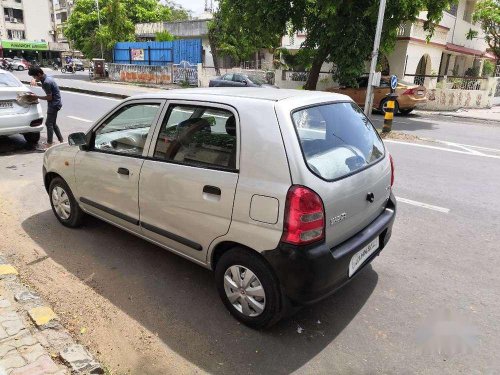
[399,108,414,115]
[18,65,24,71]
[379,98,399,115]
[215,248,285,328]
[23,132,40,144]
[49,177,84,228]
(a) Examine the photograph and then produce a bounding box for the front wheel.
[18,66,24,71]
[61,67,66,73]
[215,248,285,328]
[49,177,84,228]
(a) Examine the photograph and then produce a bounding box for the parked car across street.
[43,88,396,328]
[209,73,277,88]
[327,76,427,114]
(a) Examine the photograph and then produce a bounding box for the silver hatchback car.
[43,88,396,328]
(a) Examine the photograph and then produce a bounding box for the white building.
[52,0,73,43]
[281,0,495,83]
[387,1,494,83]
[0,0,69,60]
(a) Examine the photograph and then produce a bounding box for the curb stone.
[0,254,103,375]
[20,80,128,100]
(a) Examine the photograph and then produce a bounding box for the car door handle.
[117,167,129,176]
[203,185,221,196]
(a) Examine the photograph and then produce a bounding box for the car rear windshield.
[292,102,385,181]
[0,73,21,87]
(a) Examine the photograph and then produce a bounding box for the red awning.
[446,43,485,56]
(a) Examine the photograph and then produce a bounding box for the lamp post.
[95,0,104,59]
[364,0,387,117]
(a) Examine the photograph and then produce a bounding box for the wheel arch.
[44,171,63,193]
[210,241,273,272]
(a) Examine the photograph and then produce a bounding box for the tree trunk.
[208,33,220,76]
[304,48,328,91]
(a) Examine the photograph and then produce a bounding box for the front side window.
[154,104,237,170]
[94,103,160,156]
[292,102,384,181]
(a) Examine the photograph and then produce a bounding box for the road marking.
[62,91,121,101]
[396,197,450,213]
[67,116,93,123]
[385,140,500,160]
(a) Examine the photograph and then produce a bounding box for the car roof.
[131,88,350,103]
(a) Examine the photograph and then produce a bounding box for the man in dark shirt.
[28,67,63,148]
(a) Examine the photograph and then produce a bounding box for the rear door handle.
[117,167,129,176]
[203,185,221,196]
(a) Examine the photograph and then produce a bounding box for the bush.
[482,60,495,77]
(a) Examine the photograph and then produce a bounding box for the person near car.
[28,67,63,148]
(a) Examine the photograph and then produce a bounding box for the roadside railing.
[404,74,489,90]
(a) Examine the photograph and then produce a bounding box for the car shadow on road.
[22,210,379,374]
[0,135,43,155]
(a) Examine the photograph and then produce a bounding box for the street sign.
[390,75,398,90]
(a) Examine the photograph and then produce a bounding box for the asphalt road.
[0,90,499,374]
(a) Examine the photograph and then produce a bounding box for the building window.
[463,0,476,23]
[3,8,24,23]
[7,30,25,40]
[446,4,458,16]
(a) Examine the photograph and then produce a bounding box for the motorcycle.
[60,64,76,74]
[0,60,14,71]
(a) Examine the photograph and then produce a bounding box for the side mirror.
[68,132,88,148]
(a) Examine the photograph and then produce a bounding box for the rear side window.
[0,73,21,87]
[153,104,237,170]
[292,102,384,181]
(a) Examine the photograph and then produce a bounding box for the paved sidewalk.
[0,256,102,375]
[415,106,500,122]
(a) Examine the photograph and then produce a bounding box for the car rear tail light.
[30,118,43,127]
[402,88,415,95]
[281,186,325,245]
[389,154,395,187]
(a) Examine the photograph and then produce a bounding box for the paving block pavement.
[0,256,103,374]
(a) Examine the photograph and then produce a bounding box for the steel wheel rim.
[223,265,266,317]
[51,186,71,220]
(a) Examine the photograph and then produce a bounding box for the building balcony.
[397,20,449,47]
[1,0,23,9]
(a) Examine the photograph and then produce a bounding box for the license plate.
[417,90,424,96]
[0,101,14,109]
[349,237,379,277]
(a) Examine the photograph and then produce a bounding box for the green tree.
[473,0,500,64]
[216,0,457,89]
[65,0,188,59]
[155,30,176,42]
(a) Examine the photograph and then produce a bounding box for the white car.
[0,70,44,144]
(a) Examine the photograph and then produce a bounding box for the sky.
[171,0,209,17]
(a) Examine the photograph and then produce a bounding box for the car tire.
[399,108,414,115]
[379,98,399,115]
[215,247,286,328]
[23,132,40,144]
[49,177,84,228]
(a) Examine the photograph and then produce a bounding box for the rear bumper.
[0,105,44,136]
[262,193,397,305]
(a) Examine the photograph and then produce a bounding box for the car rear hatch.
[398,81,426,100]
[289,101,392,248]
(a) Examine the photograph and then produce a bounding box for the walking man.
[28,67,63,148]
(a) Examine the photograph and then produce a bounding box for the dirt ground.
[0,183,203,375]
